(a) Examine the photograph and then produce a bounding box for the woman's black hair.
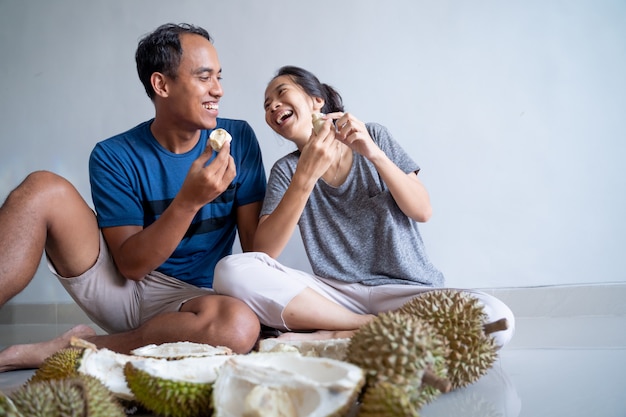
[274,66,345,113]
[135,23,212,100]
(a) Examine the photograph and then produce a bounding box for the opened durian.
[357,381,421,417]
[212,352,365,417]
[131,341,232,359]
[398,290,502,389]
[27,345,138,400]
[347,311,450,408]
[5,374,125,417]
[124,354,231,417]
[258,337,350,360]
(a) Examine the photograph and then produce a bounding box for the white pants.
[213,252,515,348]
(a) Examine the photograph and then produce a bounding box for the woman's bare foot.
[0,324,96,372]
[277,329,357,341]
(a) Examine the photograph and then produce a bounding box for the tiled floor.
[1,284,625,416]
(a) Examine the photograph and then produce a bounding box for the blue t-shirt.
[89,118,266,288]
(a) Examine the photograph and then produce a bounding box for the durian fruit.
[257,337,350,360]
[212,352,365,417]
[209,128,232,151]
[0,391,22,417]
[28,346,85,384]
[123,354,231,417]
[131,341,232,359]
[312,112,326,134]
[397,289,502,389]
[6,374,125,417]
[242,385,298,416]
[346,311,450,408]
[28,342,140,400]
[357,381,420,417]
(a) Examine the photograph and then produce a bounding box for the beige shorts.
[48,233,212,334]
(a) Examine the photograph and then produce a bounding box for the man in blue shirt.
[0,23,266,372]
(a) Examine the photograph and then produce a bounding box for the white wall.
[1,0,624,304]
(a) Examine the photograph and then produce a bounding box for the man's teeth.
[203,103,218,110]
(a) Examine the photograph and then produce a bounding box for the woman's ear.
[313,96,325,112]
[151,72,169,98]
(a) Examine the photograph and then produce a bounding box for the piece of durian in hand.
[398,289,506,389]
[347,311,451,408]
[209,128,232,151]
[312,112,326,135]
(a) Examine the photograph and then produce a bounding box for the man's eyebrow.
[194,66,222,75]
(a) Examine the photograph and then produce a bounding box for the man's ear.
[151,72,169,98]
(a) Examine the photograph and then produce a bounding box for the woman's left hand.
[328,112,381,160]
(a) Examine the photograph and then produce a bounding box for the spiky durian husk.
[347,311,449,407]
[8,375,125,417]
[28,347,85,384]
[8,379,58,416]
[358,381,420,417]
[123,361,213,417]
[78,374,127,417]
[398,289,498,388]
[0,391,22,417]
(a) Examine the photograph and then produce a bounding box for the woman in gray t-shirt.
[213,66,514,348]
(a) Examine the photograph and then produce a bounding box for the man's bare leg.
[0,171,100,305]
[0,293,260,372]
[0,171,101,372]
[84,294,261,355]
[0,325,96,372]
[277,287,375,341]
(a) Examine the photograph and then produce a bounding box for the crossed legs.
[0,171,260,372]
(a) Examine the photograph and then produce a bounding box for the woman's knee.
[213,253,264,295]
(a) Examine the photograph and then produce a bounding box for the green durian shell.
[123,361,214,417]
[28,347,84,384]
[8,375,124,417]
[398,289,498,388]
[347,311,449,406]
[358,381,421,417]
[0,391,23,417]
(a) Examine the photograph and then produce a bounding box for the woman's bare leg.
[277,287,375,340]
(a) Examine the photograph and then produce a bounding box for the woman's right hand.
[296,114,341,182]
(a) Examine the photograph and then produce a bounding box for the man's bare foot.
[0,324,96,372]
[277,329,356,342]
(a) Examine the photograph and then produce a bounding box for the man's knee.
[7,171,74,206]
[188,295,260,353]
[217,298,260,353]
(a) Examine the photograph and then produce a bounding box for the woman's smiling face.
[264,75,324,145]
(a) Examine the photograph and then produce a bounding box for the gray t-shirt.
[261,122,444,287]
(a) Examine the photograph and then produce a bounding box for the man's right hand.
[178,141,236,211]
